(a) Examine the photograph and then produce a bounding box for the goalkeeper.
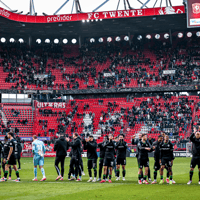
[32,135,46,181]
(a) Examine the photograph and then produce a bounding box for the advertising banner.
[187,0,200,27]
[21,149,191,157]
[0,6,185,24]
[0,136,50,141]
[36,102,66,108]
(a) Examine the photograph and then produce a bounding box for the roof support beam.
[116,0,120,10]
[0,0,12,11]
[125,0,134,9]
[141,0,151,8]
[153,0,158,8]
[137,0,148,8]
[166,0,168,7]
[123,0,127,10]
[54,0,70,15]
[31,0,36,14]
[29,0,32,15]
[93,0,110,12]
[75,0,82,13]
[71,0,75,13]
[160,0,163,7]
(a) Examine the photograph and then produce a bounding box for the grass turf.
[0,157,199,200]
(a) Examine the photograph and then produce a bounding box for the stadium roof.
[0,0,184,15]
[0,9,193,41]
[0,1,198,42]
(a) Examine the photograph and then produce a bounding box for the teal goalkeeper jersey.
[32,140,46,157]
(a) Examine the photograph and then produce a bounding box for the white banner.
[34,74,48,80]
[104,72,115,77]
[163,70,176,75]
[24,90,37,94]
[173,151,191,157]
[39,90,53,94]
[36,102,66,108]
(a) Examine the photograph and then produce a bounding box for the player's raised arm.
[102,140,109,147]
[147,140,154,152]
[69,138,81,147]
[138,142,146,150]
[86,139,97,148]
[122,140,127,149]
[189,132,195,143]
[115,141,120,149]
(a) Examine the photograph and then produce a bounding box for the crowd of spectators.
[37,103,78,136]
[17,119,28,125]
[136,96,193,136]
[1,38,200,90]
[33,94,197,141]
[92,95,194,139]
[0,107,27,135]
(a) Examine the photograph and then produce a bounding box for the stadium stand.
[1,37,200,91]
[29,94,199,146]
[0,37,200,152]
[0,104,33,136]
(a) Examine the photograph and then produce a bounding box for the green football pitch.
[0,157,200,200]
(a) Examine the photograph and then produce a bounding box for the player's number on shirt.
[37,145,44,157]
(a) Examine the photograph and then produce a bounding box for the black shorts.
[116,157,126,165]
[103,158,114,167]
[161,157,172,167]
[190,156,200,169]
[138,158,149,169]
[79,157,83,165]
[154,159,160,170]
[99,158,104,167]
[8,156,16,166]
[88,159,97,169]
